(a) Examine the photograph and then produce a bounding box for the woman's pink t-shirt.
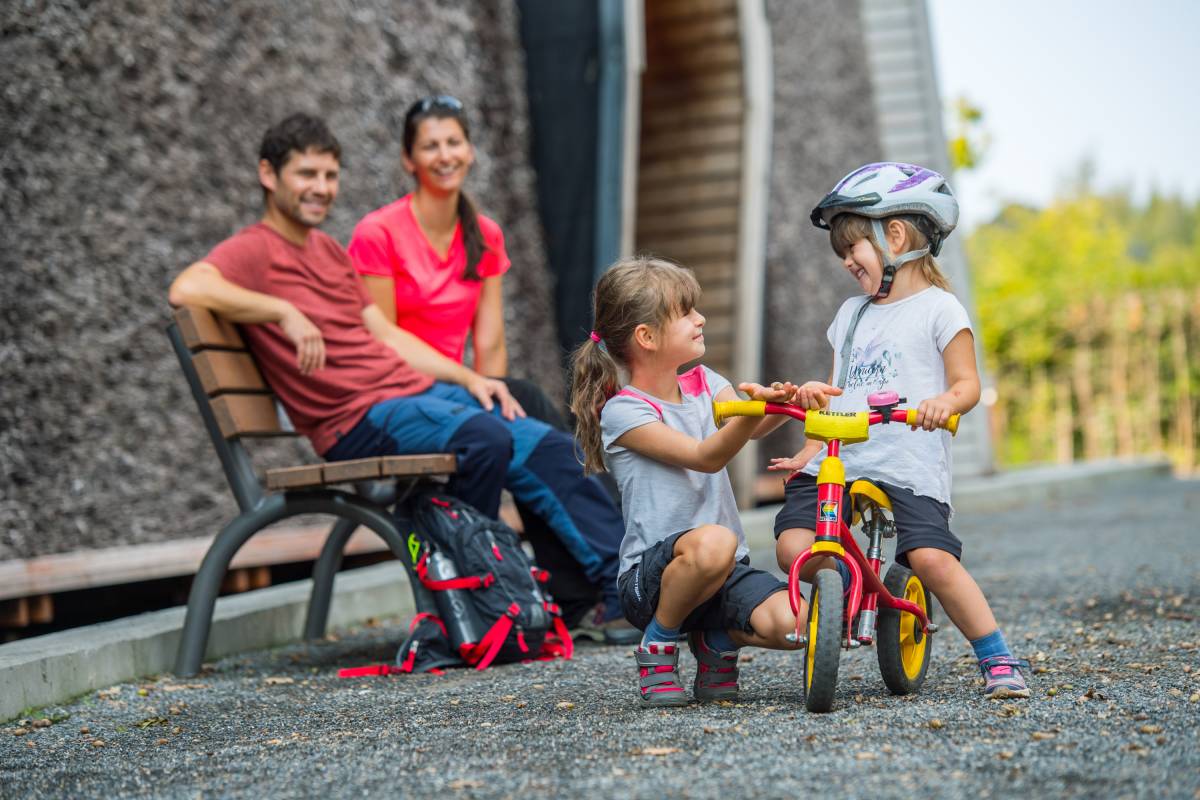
[348,194,511,364]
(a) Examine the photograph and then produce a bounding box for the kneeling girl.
[571,256,838,706]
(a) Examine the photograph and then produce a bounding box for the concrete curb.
[0,457,1172,722]
[0,561,415,723]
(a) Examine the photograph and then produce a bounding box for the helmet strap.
[870,218,930,299]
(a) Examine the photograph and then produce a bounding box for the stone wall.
[762,0,883,458]
[0,0,558,560]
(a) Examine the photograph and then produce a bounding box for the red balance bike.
[713,391,959,713]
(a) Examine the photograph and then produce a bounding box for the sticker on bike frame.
[819,501,840,523]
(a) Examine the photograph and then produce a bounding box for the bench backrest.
[168,305,294,511]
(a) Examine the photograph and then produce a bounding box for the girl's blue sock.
[702,628,739,653]
[642,616,681,647]
[970,629,1012,662]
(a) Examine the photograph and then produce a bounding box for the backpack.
[397,488,573,673]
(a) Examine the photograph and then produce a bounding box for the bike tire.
[802,568,844,713]
[876,563,932,695]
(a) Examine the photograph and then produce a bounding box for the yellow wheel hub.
[899,575,928,679]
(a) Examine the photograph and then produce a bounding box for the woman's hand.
[791,381,842,410]
[767,441,823,472]
[465,374,526,421]
[279,304,326,376]
[912,394,957,431]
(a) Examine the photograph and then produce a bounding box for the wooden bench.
[168,305,455,675]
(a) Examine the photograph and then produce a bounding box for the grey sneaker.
[636,643,689,707]
[569,603,641,646]
[980,655,1031,699]
[687,632,740,701]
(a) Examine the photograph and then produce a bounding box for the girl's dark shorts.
[773,473,962,567]
[617,531,786,635]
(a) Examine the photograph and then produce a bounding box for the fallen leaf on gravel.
[855,752,877,760]
[136,716,168,729]
[500,695,516,702]
[91,739,105,747]
[79,727,90,735]
[635,747,680,756]
[159,684,208,692]
[155,738,169,745]
[556,701,575,710]
[996,704,1022,718]
[996,751,1013,760]
[263,676,294,686]
[928,719,944,730]
[515,702,527,708]
[739,654,754,663]
[450,779,483,790]
[532,684,545,690]
[1046,688,1058,697]
[266,738,283,746]
[1132,712,1149,720]
[97,688,120,699]
[1138,724,1163,734]
[171,727,182,735]
[31,719,51,729]
[12,728,28,737]
[137,688,149,697]
[1189,693,1199,703]
[449,699,460,706]
[703,727,717,734]
[1031,731,1056,741]
[1168,688,1183,697]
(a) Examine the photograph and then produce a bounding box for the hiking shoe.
[687,632,740,701]
[636,643,689,707]
[570,603,641,646]
[979,655,1031,699]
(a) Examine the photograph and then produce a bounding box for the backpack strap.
[415,552,496,591]
[465,602,521,671]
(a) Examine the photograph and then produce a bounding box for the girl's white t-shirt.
[801,286,972,506]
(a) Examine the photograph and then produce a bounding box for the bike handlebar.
[712,401,959,437]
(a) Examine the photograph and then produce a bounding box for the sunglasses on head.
[408,94,464,118]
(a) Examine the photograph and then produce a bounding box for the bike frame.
[759,403,936,647]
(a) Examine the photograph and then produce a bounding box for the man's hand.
[791,381,842,410]
[279,304,325,376]
[768,441,823,472]
[465,374,526,421]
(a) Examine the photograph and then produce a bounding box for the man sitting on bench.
[168,112,636,643]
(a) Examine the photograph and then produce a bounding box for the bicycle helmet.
[810,162,959,297]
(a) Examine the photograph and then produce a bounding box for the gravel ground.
[2,477,1198,799]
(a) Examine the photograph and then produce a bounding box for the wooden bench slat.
[211,394,287,438]
[264,464,325,490]
[322,458,384,484]
[380,454,457,476]
[193,350,269,395]
[264,455,457,491]
[175,305,246,350]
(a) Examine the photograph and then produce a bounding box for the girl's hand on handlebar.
[767,441,823,472]
[912,395,956,431]
[792,381,842,410]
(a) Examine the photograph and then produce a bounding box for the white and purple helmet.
[810,162,959,257]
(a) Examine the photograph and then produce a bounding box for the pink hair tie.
[589,331,602,343]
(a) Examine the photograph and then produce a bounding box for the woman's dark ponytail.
[457,191,485,282]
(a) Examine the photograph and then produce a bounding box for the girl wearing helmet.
[771,162,1030,699]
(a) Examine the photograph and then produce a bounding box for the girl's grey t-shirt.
[600,365,747,577]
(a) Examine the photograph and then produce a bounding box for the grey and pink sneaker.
[687,632,740,701]
[635,643,689,707]
[979,655,1031,699]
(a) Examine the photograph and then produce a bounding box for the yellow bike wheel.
[802,568,843,712]
[876,563,932,695]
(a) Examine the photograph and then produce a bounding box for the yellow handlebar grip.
[712,400,766,427]
[903,408,959,436]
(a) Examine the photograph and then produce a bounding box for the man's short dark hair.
[258,113,341,173]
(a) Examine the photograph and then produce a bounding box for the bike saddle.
[849,479,895,535]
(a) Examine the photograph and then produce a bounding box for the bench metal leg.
[174,491,409,676]
[304,517,356,640]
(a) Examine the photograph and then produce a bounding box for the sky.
[926,0,1200,230]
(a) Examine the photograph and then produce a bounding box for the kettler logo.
[407,532,421,565]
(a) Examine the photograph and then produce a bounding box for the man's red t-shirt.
[204,223,434,455]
